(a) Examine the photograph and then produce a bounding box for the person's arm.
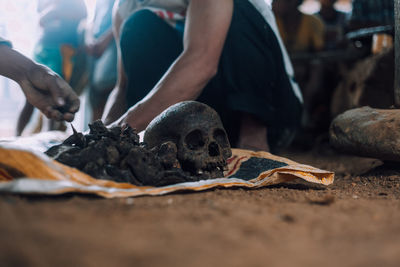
[107,0,234,131]
[102,2,129,125]
[85,28,114,58]
[0,45,80,121]
[85,0,115,57]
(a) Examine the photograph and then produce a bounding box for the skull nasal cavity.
[208,142,220,157]
[185,130,205,150]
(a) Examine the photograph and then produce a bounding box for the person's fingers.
[52,76,80,114]
[43,106,53,119]
[116,116,126,127]
[24,64,79,122]
[51,110,64,121]
[45,106,63,121]
[51,76,74,106]
[68,96,80,113]
[45,73,75,107]
[51,77,81,119]
[119,122,129,128]
[63,112,75,122]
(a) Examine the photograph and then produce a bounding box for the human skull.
[144,101,232,179]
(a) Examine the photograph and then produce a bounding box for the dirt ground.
[1,145,400,267]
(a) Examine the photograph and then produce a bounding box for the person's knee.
[120,9,162,72]
[120,9,158,52]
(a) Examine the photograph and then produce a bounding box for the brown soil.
[1,146,400,267]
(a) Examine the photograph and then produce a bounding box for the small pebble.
[126,198,134,205]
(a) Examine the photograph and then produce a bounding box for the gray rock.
[330,107,400,161]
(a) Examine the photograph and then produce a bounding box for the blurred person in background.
[328,0,395,122]
[0,37,80,123]
[272,0,325,136]
[308,0,350,134]
[102,0,304,152]
[345,0,394,55]
[16,0,87,136]
[348,0,394,31]
[272,0,325,54]
[85,0,117,121]
[316,0,349,50]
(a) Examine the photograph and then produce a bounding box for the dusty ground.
[1,145,400,267]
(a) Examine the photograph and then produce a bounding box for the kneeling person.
[103,0,303,153]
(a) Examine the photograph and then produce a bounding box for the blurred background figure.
[306,0,350,135]
[329,0,395,122]
[316,0,349,50]
[272,0,325,136]
[348,0,394,31]
[16,0,87,136]
[272,0,325,55]
[85,0,117,121]
[344,0,394,56]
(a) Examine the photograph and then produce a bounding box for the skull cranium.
[144,101,232,179]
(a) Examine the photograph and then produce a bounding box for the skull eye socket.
[213,129,228,146]
[185,130,205,150]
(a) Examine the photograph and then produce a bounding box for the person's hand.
[107,107,133,129]
[18,63,80,122]
[85,30,114,58]
[107,104,145,133]
[85,43,102,57]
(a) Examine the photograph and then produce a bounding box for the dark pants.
[120,0,302,151]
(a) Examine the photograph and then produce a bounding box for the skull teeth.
[201,160,225,172]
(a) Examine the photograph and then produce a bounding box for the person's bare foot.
[237,113,270,152]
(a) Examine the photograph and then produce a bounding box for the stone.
[330,107,400,161]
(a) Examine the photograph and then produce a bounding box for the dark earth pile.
[45,120,207,186]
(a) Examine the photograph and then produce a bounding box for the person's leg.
[16,100,34,136]
[199,0,302,152]
[91,85,114,121]
[119,9,183,107]
[90,43,118,121]
[237,112,270,151]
